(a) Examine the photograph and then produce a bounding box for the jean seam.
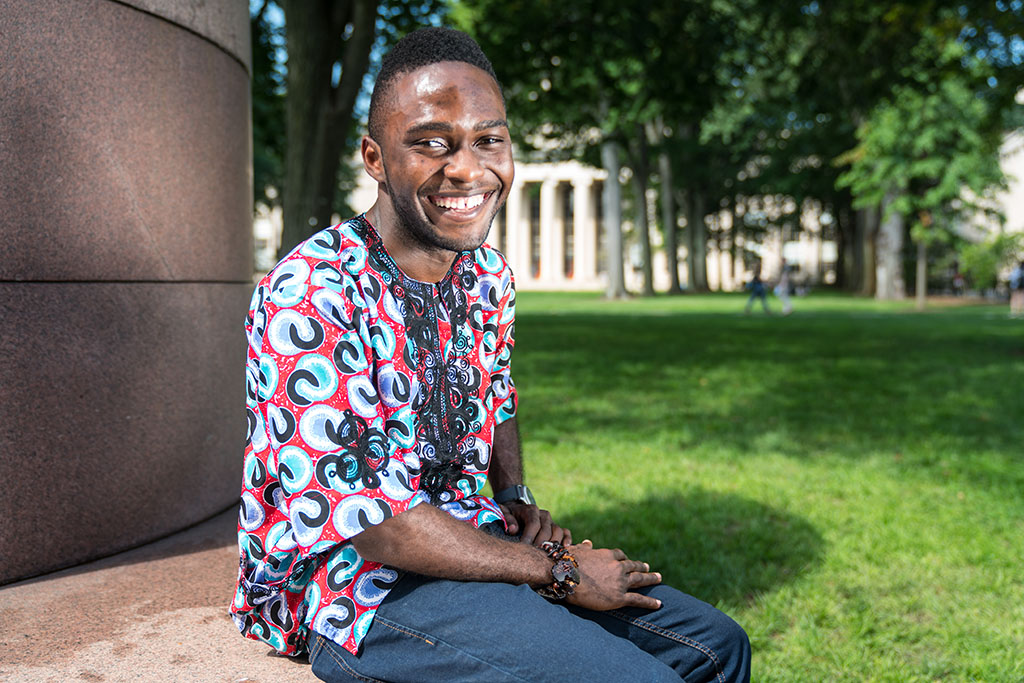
[308,632,324,661]
[317,634,388,683]
[374,615,436,645]
[607,610,727,683]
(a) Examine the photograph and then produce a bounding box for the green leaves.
[836,38,1010,238]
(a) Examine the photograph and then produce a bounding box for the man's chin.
[424,217,493,253]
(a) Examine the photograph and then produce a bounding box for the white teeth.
[431,193,487,210]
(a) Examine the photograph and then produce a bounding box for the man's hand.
[565,540,662,611]
[498,502,572,546]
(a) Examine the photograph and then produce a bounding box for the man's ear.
[362,136,387,184]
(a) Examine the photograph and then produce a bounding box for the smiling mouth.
[428,191,493,212]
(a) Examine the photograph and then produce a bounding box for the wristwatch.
[493,484,536,506]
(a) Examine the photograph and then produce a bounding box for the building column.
[540,179,560,284]
[503,181,523,276]
[572,178,595,285]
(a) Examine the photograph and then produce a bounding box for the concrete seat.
[0,509,311,682]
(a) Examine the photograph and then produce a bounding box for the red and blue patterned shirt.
[231,215,517,656]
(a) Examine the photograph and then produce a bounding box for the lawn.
[510,291,1023,682]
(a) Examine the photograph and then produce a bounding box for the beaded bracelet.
[536,540,580,600]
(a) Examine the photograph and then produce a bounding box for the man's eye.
[479,136,505,146]
[418,139,448,150]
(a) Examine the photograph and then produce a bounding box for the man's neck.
[369,201,458,284]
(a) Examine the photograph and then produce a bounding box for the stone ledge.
[0,509,312,683]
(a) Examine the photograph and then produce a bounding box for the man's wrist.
[535,540,580,600]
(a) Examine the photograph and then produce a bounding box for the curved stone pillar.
[0,0,252,583]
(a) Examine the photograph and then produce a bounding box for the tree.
[960,232,1024,291]
[254,1,447,259]
[252,2,286,211]
[277,0,377,258]
[837,38,1013,310]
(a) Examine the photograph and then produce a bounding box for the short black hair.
[367,26,501,142]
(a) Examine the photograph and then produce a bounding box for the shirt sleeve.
[244,256,425,567]
[490,267,517,425]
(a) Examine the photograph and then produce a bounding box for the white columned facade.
[503,161,606,290]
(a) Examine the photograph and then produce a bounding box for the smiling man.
[232,27,750,682]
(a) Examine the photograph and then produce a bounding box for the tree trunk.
[627,130,654,296]
[279,0,377,259]
[622,131,655,296]
[729,200,739,291]
[915,238,927,311]
[851,209,866,292]
[710,214,722,292]
[857,206,880,296]
[683,190,708,292]
[631,171,654,296]
[914,209,932,311]
[601,140,626,298]
[875,193,906,300]
[658,150,680,294]
[833,192,857,291]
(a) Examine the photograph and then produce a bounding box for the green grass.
[511,292,1024,682]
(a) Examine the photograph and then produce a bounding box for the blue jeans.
[308,572,750,682]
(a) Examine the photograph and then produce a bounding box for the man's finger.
[534,518,553,546]
[623,592,662,610]
[622,560,649,574]
[497,504,519,534]
[562,528,572,546]
[520,517,541,545]
[628,571,663,588]
[610,548,627,561]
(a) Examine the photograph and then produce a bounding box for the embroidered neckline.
[356,214,470,289]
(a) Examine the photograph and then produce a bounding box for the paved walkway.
[0,508,313,682]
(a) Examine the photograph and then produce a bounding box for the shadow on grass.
[559,491,823,609]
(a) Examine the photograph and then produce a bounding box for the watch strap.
[493,484,536,506]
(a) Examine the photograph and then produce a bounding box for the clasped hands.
[498,502,663,611]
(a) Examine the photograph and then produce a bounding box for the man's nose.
[444,144,485,184]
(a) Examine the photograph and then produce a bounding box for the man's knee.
[713,611,751,683]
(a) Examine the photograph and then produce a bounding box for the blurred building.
[255,139,1023,291]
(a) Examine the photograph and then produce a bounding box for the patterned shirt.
[231,215,518,656]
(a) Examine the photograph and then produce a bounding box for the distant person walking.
[1010,260,1024,318]
[744,266,771,314]
[774,267,794,316]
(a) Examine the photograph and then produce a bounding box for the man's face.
[373,61,514,255]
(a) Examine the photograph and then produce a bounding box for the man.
[233,27,750,682]
[744,265,770,315]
